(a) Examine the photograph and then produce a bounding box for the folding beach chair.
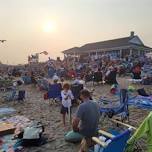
[85,73,94,84]
[125,112,152,152]
[93,71,102,84]
[48,83,62,104]
[22,76,32,84]
[2,89,17,101]
[90,129,131,152]
[37,79,49,91]
[89,120,136,152]
[71,83,83,100]
[17,90,26,102]
[100,89,129,121]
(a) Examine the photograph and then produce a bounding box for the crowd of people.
[0,54,152,152]
[1,54,152,85]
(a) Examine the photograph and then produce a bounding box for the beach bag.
[20,122,45,147]
[44,92,48,100]
[23,122,44,140]
[64,130,83,143]
[110,84,117,94]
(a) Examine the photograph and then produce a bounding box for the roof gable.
[129,36,144,45]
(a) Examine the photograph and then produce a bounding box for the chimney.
[130,31,135,37]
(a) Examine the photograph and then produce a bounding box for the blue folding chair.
[89,119,135,152]
[100,89,129,121]
[17,90,25,102]
[37,79,49,91]
[48,83,62,104]
[22,76,32,84]
[3,89,17,101]
[90,129,131,152]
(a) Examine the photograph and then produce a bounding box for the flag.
[41,51,48,55]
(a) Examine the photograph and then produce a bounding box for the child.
[61,83,74,127]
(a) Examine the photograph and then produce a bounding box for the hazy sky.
[0,0,152,64]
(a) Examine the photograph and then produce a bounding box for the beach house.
[62,32,152,61]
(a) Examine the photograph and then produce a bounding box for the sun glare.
[43,21,56,33]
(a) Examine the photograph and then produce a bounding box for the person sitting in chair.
[132,65,141,79]
[93,68,102,84]
[105,67,117,84]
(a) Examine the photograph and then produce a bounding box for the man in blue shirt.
[72,89,100,152]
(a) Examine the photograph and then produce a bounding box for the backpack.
[44,92,48,100]
[23,122,44,140]
[15,122,45,147]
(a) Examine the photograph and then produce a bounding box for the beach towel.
[6,116,31,128]
[0,108,15,117]
[128,96,152,109]
[0,134,23,152]
[125,112,152,152]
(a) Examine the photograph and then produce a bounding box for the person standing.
[61,83,74,127]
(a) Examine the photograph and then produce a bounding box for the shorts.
[60,105,71,114]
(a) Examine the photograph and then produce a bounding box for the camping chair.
[48,83,62,104]
[93,71,102,85]
[89,119,136,152]
[37,79,49,91]
[71,83,83,104]
[22,76,32,84]
[91,129,131,152]
[2,89,17,101]
[17,90,26,102]
[85,73,94,84]
[100,89,129,122]
[125,112,152,152]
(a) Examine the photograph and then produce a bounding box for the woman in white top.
[61,83,74,127]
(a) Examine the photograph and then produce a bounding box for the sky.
[0,0,152,65]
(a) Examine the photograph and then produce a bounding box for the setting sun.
[43,21,57,33]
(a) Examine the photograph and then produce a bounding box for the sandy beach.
[0,77,151,152]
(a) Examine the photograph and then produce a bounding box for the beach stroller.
[100,89,129,121]
[89,120,135,152]
[48,83,62,104]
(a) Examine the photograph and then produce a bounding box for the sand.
[0,77,151,152]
